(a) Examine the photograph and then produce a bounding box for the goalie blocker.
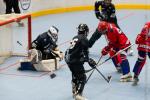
[18,49,63,72]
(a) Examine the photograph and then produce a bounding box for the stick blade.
[107,76,112,83]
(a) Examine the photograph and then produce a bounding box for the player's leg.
[69,64,87,100]
[119,53,132,82]
[12,0,21,13]
[5,0,13,14]
[109,50,122,73]
[132,50,146,85]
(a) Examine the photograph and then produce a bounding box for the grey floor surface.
[0,10,150,100]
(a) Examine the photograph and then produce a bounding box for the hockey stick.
[17,41,23,46]
[86,55,112,83]
[17,41,56,79]
[17,41,28,50]
[85,43,135,73]
[45,52,57,79]
[86,55,103,83]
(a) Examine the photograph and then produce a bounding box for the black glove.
[43,48,51,54]
[88,58,97,68]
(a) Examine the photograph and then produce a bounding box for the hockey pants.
[133,51,150,76]
[109,49,130,75]
[68,63,86,95]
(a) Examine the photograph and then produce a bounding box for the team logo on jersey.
[19,0,31,10]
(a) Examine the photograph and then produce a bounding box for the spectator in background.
[3,0,21,14]
[3,0,24,26]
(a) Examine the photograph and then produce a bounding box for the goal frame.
[0,13,32,49]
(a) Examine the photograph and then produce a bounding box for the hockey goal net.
[0,13,31,64]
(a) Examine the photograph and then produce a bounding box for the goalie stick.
[17,41,57,79]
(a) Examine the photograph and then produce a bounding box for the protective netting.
[0,14,31,64]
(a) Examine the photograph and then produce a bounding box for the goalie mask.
[48,26,59,42]
[77,23,89,36]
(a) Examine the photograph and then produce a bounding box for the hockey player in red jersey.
[98,21,132,82]
[132,22,150,85]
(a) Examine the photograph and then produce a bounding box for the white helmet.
[47,26,59,42]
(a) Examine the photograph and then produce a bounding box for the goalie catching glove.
[88,58,97,68]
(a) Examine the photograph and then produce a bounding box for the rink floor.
[0,10,150,100]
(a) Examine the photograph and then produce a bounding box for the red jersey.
[98,23,130,50]
[136,22,150,52]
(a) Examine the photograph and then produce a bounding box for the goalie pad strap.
[54,58,57,70]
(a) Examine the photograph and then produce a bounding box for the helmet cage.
[48,26,59,42]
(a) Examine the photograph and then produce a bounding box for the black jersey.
[95,1,116,23]
[31,32,57,53]
[65,34,89,64]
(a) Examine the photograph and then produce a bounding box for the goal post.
[0,13,32,64]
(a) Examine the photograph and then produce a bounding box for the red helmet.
[98,21,108,33]
[146,21,150,28]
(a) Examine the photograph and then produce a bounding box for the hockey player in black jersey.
[65,24,96,100]
[95,0,120,28]
[18,26,63,71]
[89,0,120,48]
[31,26,59,60]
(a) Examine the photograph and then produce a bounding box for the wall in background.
[0,0,149,15]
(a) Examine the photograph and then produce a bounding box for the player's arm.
[31,35,42,49]
[81,38,89,62]
[88,28,102,48]
[110,4,116,18]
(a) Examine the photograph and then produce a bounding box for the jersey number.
[69,38,78,49]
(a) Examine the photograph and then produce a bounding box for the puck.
[50,73,56,79]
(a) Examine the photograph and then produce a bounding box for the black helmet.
[77,23,89,36]
[104,0,112,5]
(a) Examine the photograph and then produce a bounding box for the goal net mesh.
[0,14,31,64]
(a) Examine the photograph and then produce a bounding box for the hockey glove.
[88,58,97,68]
[44,48,51,54]
[101,46,110,56]
[136,34,145,44]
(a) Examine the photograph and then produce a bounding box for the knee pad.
[120,54,127,61]
[28,49,42,63]
[137,55,146,62]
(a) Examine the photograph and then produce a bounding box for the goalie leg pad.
[33,58,60,71]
